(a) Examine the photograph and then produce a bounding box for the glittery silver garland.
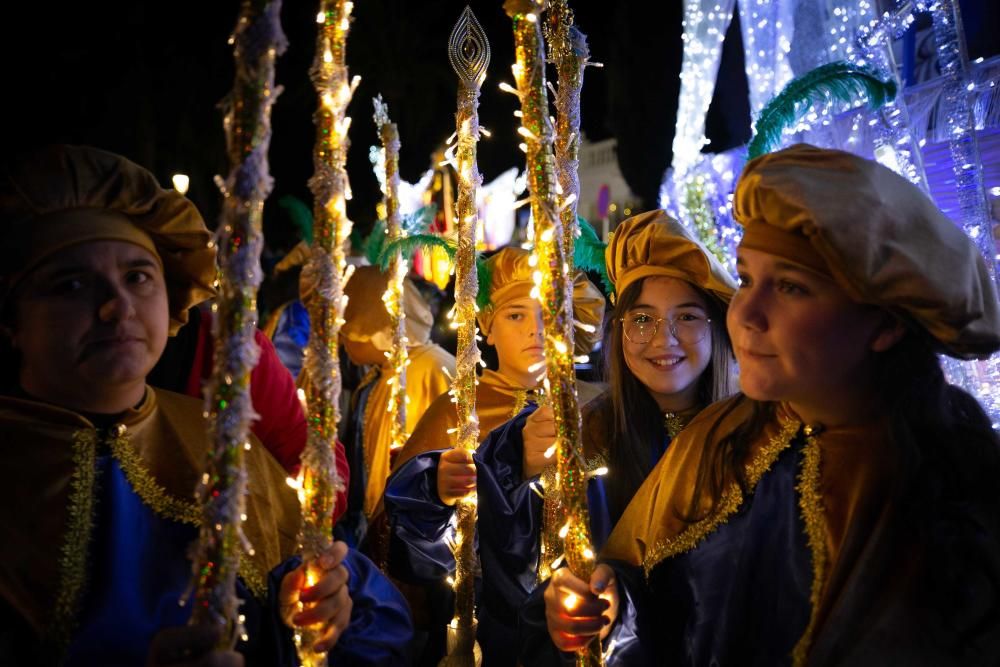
[189,0,286,645]
[856,3,929,192]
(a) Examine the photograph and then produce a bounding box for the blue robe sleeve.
[384,450,458,584]
[260,550,413,666]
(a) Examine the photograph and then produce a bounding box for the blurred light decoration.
[663,0,1000,420]
[477,167,521,249]
[188,0,286,647]
[296,1,356,664]
[442,6,488,664]
[171,173,190,195]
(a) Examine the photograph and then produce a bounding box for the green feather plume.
[362,205,439,265]
[375,231,494,311]
[747,61,897,160]
[574,217,612,295]
[279,195,313,245]
[476,256,493,310]
[377,233,457,270]
[363,219,388,266]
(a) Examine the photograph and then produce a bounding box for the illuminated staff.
[442,8,489,664]
[189,0,286,645]
[373,96,409,455]
[295,2,357,665]
[503,1,602,664]
[538,0,598,583]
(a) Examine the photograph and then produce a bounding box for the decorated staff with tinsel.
[0,144,413,665]
[544,144,1000,665]
[189,0,287,643]
[502,0,603,663]
[372,96,410,460]
[294,0,357,663]
[383,243,606,665]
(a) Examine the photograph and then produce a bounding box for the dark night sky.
[3,1,996,253]
[2,0,690,251]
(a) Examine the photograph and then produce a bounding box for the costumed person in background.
[541,144,1000,665]
[383,245,606,665]
[472,214,738,667]
[338,263,456,546]
[0,145,412,666]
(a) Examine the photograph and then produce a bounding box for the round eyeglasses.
[620,312,711,345]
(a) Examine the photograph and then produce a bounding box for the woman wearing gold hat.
[0,145,412,665]
[539,145,1000,665]
[382,245,606,664]
[510,211,738,666]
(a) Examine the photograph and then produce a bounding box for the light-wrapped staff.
[295,1,358,665]
[503,0,602,665]
[442,9,489,665]
[373,96,409,456]
[188,0,286,646]
[537,0,599,584]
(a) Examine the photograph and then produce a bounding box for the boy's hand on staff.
[523,405,555,479]
[544,563,619,653]
[147,624,244,667]
[437,447,476,506]
[279,541,352,653]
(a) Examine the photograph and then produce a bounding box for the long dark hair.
[685,331,1000,632]
[600,276,736,521]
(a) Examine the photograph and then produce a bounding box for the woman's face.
[727,246,898,424]
[11,239,169,413]
[487,296,545,388]
[621,276,713,412]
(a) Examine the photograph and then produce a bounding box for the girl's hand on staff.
[522,405,556,479]
[544,563,619,653]
[437,447,476,506]
[279,541,352,653]
[146,624,244,667]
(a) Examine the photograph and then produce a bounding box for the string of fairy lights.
[503,0,603,664]
[294,1,356,665]
[373,96,411,455]
[441,7,489,663]
[187,0,286,647]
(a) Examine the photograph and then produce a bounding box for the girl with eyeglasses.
[479,211,738,666]
[537,145,1000,665]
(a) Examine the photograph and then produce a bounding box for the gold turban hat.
[734,143,1000,359]
[0,145,216,334]
[476,246,606,355]
[606,210,736,305]
[341,264,434,351]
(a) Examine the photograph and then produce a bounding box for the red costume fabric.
[184,308,350,524]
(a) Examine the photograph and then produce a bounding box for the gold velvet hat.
[341,264,434,351]
[605,210,737,304]
[0,145,217,334]
[476,246,606,355]
[734,143,1000,359]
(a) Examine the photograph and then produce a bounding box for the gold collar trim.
[50,430,99,657]
[792,424,827,667]
[642,415,800,576]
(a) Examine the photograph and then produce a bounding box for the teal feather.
[747,61,897,160]
[377,233,457,271]
[278,195,313,245]
[574,217,612,295]
[476,256,493,310]
[363,220,388,266]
